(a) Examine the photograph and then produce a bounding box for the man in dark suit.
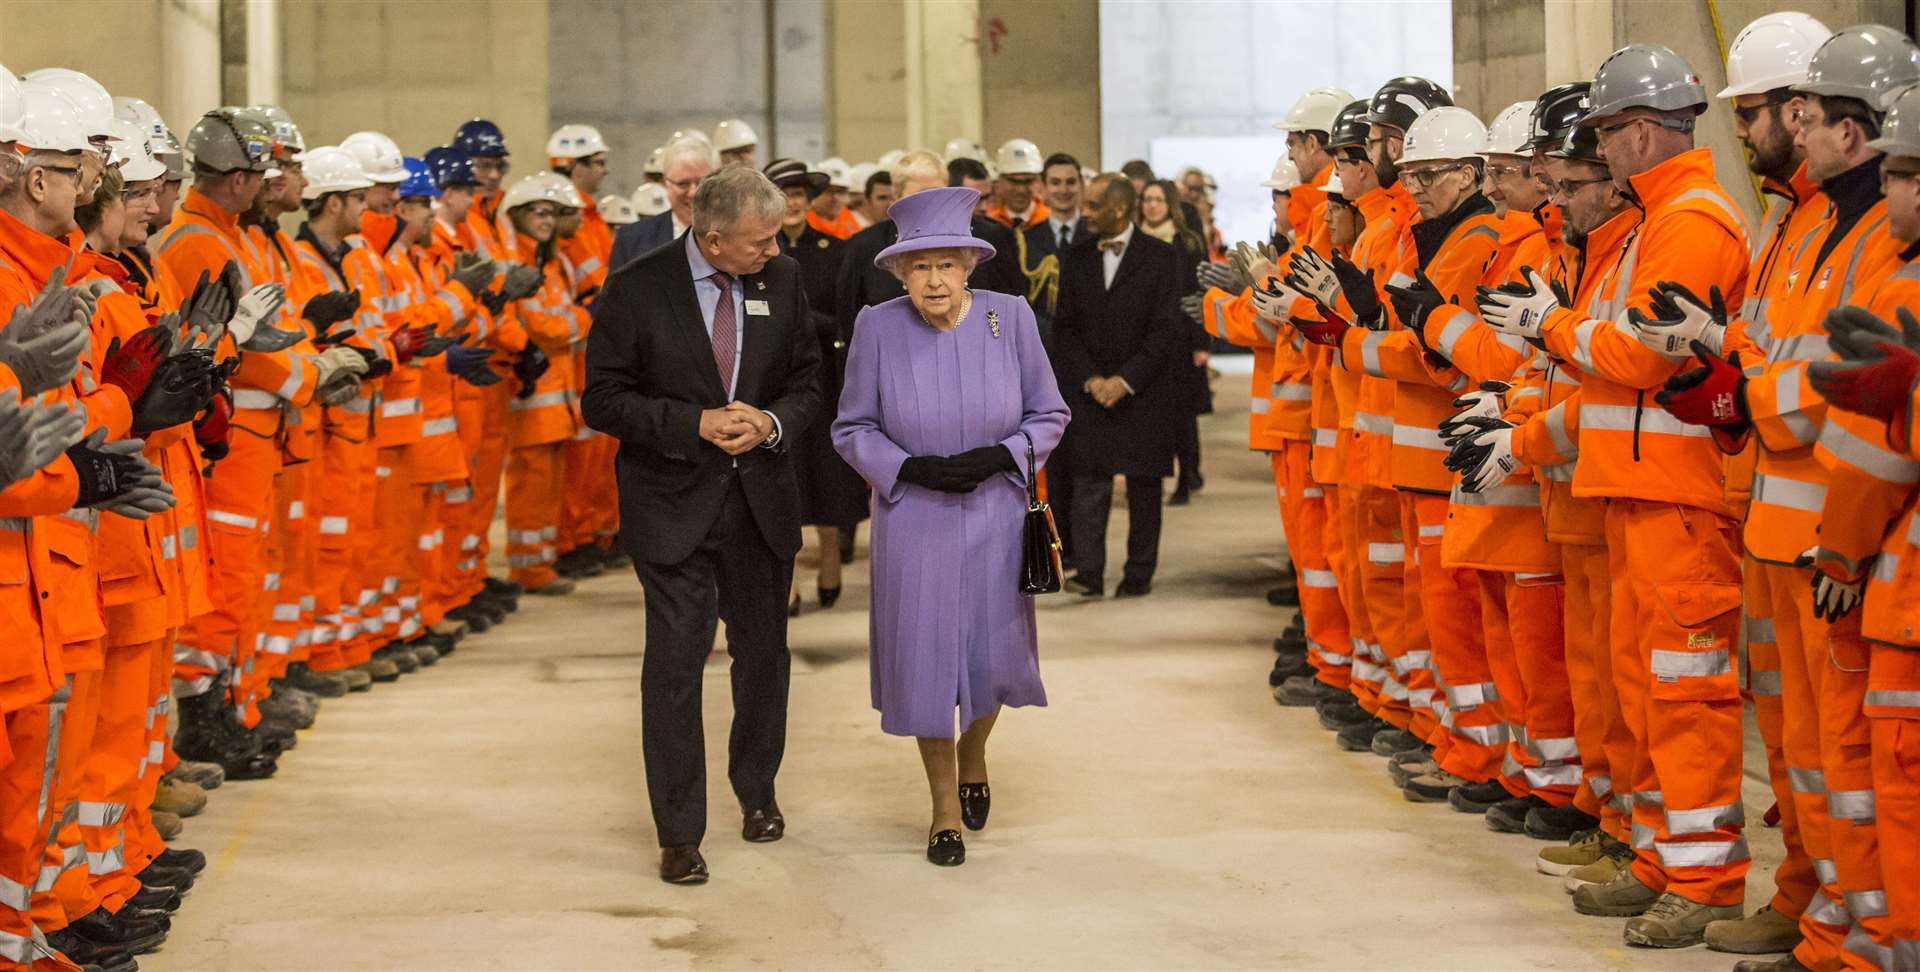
[609,135,716,270]
[1052,173,1183,599]
[581,165,822,886]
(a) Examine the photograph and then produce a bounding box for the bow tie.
[1098,237,1126,253]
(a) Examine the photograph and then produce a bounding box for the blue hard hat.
[451,118,507,158]
[424,146,477,190]
[399,156,440,199]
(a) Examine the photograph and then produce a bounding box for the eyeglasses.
[524,205,558,219]
[665,176,700,192]
[37,164,82,181]
[1551,174,1611,196]
[1402,165,1464,189]
[1484,163,1528,180]
[1593,116,1647,142]
[1880,168,1920,191]
[122,185,157,202]
[1732,96,1788,126]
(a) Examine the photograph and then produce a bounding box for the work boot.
[447,602,494,633]
[150,809,182,840]
[429,617,468,639]
[286,662,350,698]
[1732,955,1811,972]
[1524,802,1599,842]
[1572,865,1660,916]
[1448,779,1512,814]
[1335,717,1389,752]
[1316,699,1374,731]
[171,690,277,780]
[526,576,577,596]
[44,930,140,972]
[1485,794,1551,833]
[554,547,604,578]
[1266,583,1299,607]
[67,906,169,954]
[154,847,206,874]
[1274,676,1341,707]
[1624,892,1743,947]
[136,860,194,894]
[1388,749,1438,788]
[409,641,441,666]
[163,760,224,790]
[599,544,633,571]
[1268,653,1311,686]
[356,657,401,683]
[1705,905,1803,955]
[483,576,523,609]
[1538,827,1614,875]
[337,665,373,692]
[1370,727,1426,757]
[411,632,455,661]
[129,883,181,913]
[1403,769,1471,803]
[256,717,298,752]
[1273,632,1307,655]
[377,643,420,674]
[257,690,316,730]
[152,778,208,817]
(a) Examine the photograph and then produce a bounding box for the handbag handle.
[1019,430,1041,510]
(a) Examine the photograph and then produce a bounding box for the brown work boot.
[1562,834,1635,892]
[1625,892,1743,947]
[527,576,577,596]
[337,666,373,692]
[1706,905,1803,955]
[1538,828,1613,876]
[151,809,183,841]
[355,657,401,683]
[163,760,225,790]
[1572,866,1660,917]
[1732,955,1811,972]
[151,777,208,817]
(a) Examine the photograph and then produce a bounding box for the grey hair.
[691,165,785,236]
[890,150,945,194]
[660,135,719,177]
[881,246,981,282]
[0,149,76,200]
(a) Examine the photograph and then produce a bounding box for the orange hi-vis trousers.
[1273,444,1351,689]
[505,443,565,590]
[78,638,170,915]
[1,692,67,967]
[1864,646,1919,971]
[1355,486,1418,729]
[559,429,619,553]
[461,384,515,595]
[259,460,315,681]
[1477,572,1578,804]
[1335,485,1383,709]
[179,431,280,701]
[1404,493,1502,783]
[28,669,96,938]
[1564,542,1630,841]
[366,447,427,645]
[1608,500,1749,907]
[310,422,378,672]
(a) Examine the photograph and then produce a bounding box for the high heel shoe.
[818,584,842,609]
[926,829,965,866]
[958,782,991,831]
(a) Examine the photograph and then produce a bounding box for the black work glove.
[65,428,167,510]
[944,444,1017,487]
[130,349,217,434]
[347,345,393,379]
[512,345,551,398]
[1384,269,1450,366]
[304,289,362,341]
[897,455,976,494]
[477,288,509,317]
[1330,253,1382,328]
[446,343,501,386]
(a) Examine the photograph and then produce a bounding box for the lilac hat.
[872,186,999,268]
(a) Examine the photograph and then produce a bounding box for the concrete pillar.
[903,0,983,154]
[162,0,223,136]
[247,0,281,106]
[772,0,830,163]
[827,0,907,162]
[1450,0,1545,118]
[979,0,1099,166]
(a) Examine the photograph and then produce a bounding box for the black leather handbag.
[1019,431,1062,595]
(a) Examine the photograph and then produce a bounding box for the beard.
[1746,123,1796,180]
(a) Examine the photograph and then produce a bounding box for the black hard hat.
[1526,81,1592,153]
[1556,122,1605,164]
[1326,100,1373,151]
[1365,76,1453,133]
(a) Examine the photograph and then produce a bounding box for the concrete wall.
[827,0,908,164]
[981,0,1100,166]
[0,0,178,128]
[1450,0,1545,117]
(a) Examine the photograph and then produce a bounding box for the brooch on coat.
[987,309,1001,339]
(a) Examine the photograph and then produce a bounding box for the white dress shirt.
[1100,223,1133,289]
[685,233,781,448]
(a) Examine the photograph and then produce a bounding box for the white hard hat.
[1260,157,1301,190]
[15,82,93,153]
[599,193,639,225]
[815,156,852,190]
[669,128,712,145]
[107,117,167,181]
[712,118,759,152]
[1399,106,1488,164]
[995,138,1043,176]
[0,64,23,144]
[23,68,115,140]
[112,96,168,153]
[877,148,905,171]
[1274,86,1356,133]
[300,146,376,199]
[341,131,407,183]
[1324,169,1346,197]
[848,162,879,193]
[943,137,985,162]
[1481,100,1536,155]
[503,171,583,211]
[632,181,670,216]
[547,124,608,160]
[1719,12,1833,98]
[644,145,665,176]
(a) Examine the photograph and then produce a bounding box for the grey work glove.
[1195,260,1247,295]
[1181,291,1206,325]
[0,389,88,490]
[499,263,544,301]
[0,265,91,396]
[449,256,496,298]
[315,372,363,407]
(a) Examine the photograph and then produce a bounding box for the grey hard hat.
[1868,83,1920,157]
[1793,24,1920,111]
[184,106,275,174]
[1579,43,1708,126]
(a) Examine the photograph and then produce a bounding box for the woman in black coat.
[768,159,870,610]
[1138,179,1211,504]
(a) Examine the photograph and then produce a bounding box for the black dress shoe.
[818,585,841,609]
[659,845,709,885]
[43,929,138,972]
[136,861,194,894]
[742,802,785,842]
[68,906,168,954]
[154,847,206,875]
[926,829,965,866]
[1114,579,1152,598]
[130,882,182,913]
[1167,488,1191,506]
[1064,575,1102,598]
[958,782,991,831]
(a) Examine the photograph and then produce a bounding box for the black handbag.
[1019,431,1063,595]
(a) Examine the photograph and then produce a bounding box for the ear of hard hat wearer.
[342,131,409,183]
[1326,100,1374,151]
[23,68,115,140]
[14,83,92,153]
[1400,106,1488,164]
[1276,86,1357,133]
[1261,157,1301,190]
[453,118,508,158]
[300,146,376,199]
[1792,24,1920,112]
[1867,83,1920,157]
[1579,43,1708,126]
[1481,101,1536,156]
[1718,12,1833,98]
[546,124,609,161]
[1365,76,1453,133]
[1526,82,1591,152]
[995,138,1043,175]
[712,118,759,152]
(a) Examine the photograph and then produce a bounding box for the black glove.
[1384,269,1450,366]
[65,429,159,508]
[1330,254,1382,328]
[415,331,460,359]
[513,345,551,398]
[500,264,544,301]
[897,456,976,493]
[446,343,501,387]
[218,259,250,307]
[183,268,237,337]
[478,288,509,317]
[347,345,393,379]
[304,289,361,340]
[129,349,217,434]
[944,445,1017,488]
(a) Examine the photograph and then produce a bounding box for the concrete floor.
[149,369,1785,971]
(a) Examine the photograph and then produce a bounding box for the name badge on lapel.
[745,299,771,316]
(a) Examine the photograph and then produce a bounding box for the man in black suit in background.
[1052,173,1183,599]
[609,135,717,270]
[581,166,822,886]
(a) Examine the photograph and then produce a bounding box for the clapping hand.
[0,265,91,396]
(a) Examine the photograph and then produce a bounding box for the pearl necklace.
[916,290,973,332]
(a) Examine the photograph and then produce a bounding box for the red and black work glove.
[1808,305,1920,453]
[1654,341,1750,452]
[194,388,233,464]
[1384,269,1450,367]
[99,323,175,401]
[129,349,217,434]
[1288,313,1350,348]
[389,324,436,364]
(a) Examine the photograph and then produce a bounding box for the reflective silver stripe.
[272,603,301,622]
[510,389,569,411]
[1806,892,1851,927]
[1865,689,1920,709]
[1766,364,1818,445]
[1531,736,1579,761]
[1771,333,1831,364]
[1815,857,1839,886]
[1750,670,1782,696]
[1300,568,1338,588]
[1393,650,1431,676]
[1843,925,1895,970]
[286,501,306,520]
[1450,483,1539,507]
[1845,889,1889,918]
[274,355,307,400]
[1745,616,1775,643]
[87,839,126,874]
[181,524,198,549]
[1651,648,1731,679]
[380,397,422,418]
[0,517,27,533]
[1821,418,1920,483]
[1367,542,1404,564]
[1655,837,1749,868]
[1392,423,1446,452]
[1433,307,1477,357]
[232,388,282,410]
[1251,313,1279,344]
[206,509,259,530]
[1354,411,1392,435]
[1583,403,1712,437]
[0,928,47,963]
[1632,821,1658,849]
[1635,789,1666,806]
[1360,332,1387,378]
[1891,937,1920,971]
[1524,763,1582,788]
[1588,774,1612,799]
[0,874,28,911]
[1312,428,1338,447]
[445,487,473,504]
[1249,398,1271,415]
[1454,721,1510,746]
[1790,766,1828,793]
[1448,682,1499,709]
[422,417,458,437]
[1543,401,1577,459]
[1274,382,1313,402]
[1207,293,1231,336]
[1666,801,1743,834]
[1386,272,1414,289]
[433,288,466,323]
[318,516,349,535]
[1418,523,1445,539]
[1828,788,1875,822]
[1752,472,1827,514]
[339,397,373,414]
[77,800,126,827]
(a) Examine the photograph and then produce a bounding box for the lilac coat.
[833,290,1071,738]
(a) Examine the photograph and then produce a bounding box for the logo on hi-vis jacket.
[1688,631,1718,651]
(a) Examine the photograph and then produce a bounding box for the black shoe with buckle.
[958,782,991,831]
[926,829,966,867]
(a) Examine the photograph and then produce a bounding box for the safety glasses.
[1402,164,1466,190]
[1732,95,1789,126]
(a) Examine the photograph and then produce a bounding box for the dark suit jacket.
[609,211,678,273]
[1051,232,1184,478]
[1018,215,1089,342]
[833,214,1025,348]
[581,239,823,565]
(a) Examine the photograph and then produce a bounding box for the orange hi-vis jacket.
[248,222,329,463]
[985,200,1050,231]
[288,230,394,450]
[1740,175,1904,567]
[1339,183,1418,490]
[1746,165,1829,352]
[1202,284,1293,449]
[806,207,863,241]
[496,212,584,448]
[391,243,478,484]
[1535,148,1754,515]
[559,194,612,297]
[1338,196,1504,495]
[115,243,187,314]
[460,209,531,358]
[1265,168,1329,451]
